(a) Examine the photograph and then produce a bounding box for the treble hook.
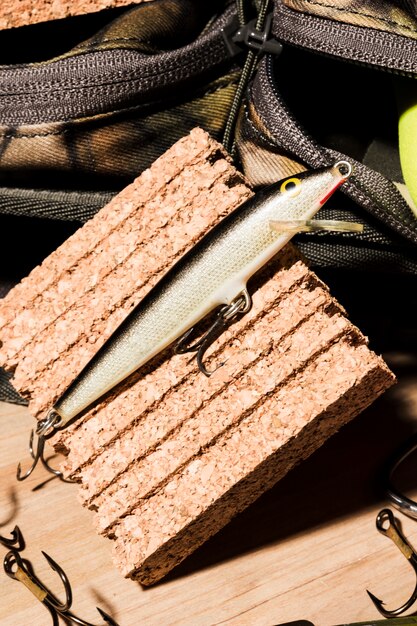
[16,410,72,483]
[367,508,417,617]
[175,290,252,376]
[4,548,118,626]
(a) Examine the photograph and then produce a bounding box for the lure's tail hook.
[4,546,118,625]
[367,508,417,617]
[16,410,69,483]
[175,290,252,376]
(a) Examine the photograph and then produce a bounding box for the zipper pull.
[221,0,283,154]
[222,11,282,58]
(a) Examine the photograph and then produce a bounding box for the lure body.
[53,162,350,427]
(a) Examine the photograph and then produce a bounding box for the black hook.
[175,290,252,376]
[0,525,24,551]
[17,429,60,481]
[3,543,119,625]
[16,411,74,484]
[367,508,417,617]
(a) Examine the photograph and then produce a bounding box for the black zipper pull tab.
[221,0,283,154]
[222,12,282,58]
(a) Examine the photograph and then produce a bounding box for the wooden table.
[1,353,417,626]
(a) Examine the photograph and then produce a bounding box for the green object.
[397,79,417,209]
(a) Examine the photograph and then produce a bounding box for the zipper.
[272,2,417,77]
[222,0,282,152]
[0,4,237,126]
[248,54,417,245]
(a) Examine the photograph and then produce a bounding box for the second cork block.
[0,128,395,585]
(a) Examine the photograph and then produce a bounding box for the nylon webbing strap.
[0,369,26,405]
[0,187,114,221]
[0,186,116,404]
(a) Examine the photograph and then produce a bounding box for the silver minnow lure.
[54,162,352,427]
[17,162,353,481]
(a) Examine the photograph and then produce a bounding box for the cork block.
[0,1,147,30]
[0,128,395,585]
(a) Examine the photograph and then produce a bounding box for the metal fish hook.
[175,290,252,376]
[0,525,24,551]
[367,508,417,617]
[3,548,118,626]
[16,410,70,483]
[386,435,417,520]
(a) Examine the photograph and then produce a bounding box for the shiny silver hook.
[175,290,252,376]
[386,436,417,520]
[16,411,72,483]
[367,508,417,617]
[4,548,118,625]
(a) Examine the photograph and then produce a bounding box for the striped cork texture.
[0,128,395,585]
[0,0,146,30]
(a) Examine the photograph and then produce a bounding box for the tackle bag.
[1,0,417,401]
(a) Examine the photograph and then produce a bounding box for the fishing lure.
[18,161,353,480]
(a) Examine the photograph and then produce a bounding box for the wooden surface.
[1,353,417,625]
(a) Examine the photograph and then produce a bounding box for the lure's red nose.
[319,178,344,206]
[319,161,352,205]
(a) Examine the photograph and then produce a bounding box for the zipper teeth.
[0,5,236,125]
[0,48,224,125]
[252,56,417,243]
[273,3,417,77]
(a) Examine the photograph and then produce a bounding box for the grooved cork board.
[0,128,395,585]
[0,0,147,30]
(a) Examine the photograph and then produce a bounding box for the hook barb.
[0,525,24,551]
[16,429,66,482]
[41,551,72,611]
[16,429,41,481]
[96,608,120,626]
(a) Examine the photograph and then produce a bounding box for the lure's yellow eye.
[280,177,301,197]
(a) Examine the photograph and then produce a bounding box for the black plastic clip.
[222,13,283,58]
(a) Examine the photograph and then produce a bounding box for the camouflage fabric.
[236,46,417,352]
[283,0,417,40]
[54,0,222,59]
[0,0,238,404]
[0,72,239,190]
[0,0,238,191]
[3,0,417,405]
[236,50,417,256]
